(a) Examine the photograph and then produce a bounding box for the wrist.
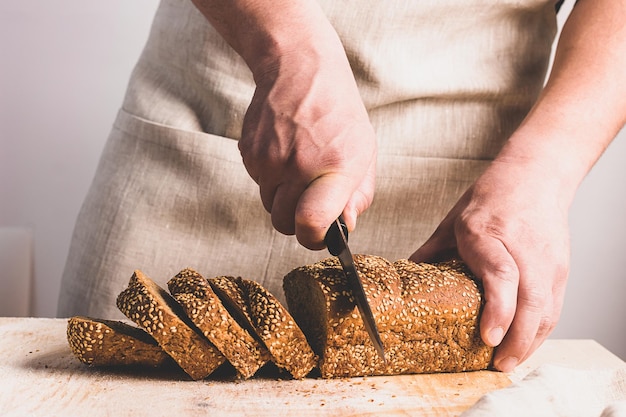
[193,0,342,81]
[493,127,591,209]
[249,17,346,86]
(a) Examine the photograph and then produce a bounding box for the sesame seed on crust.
[167,268,270,379]
[115,270,225,380]
[210,276,318,379]
[66,316,172,368]
[283,255,494,378]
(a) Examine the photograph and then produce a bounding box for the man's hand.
[191,0,377,249]
[239,44,376,250]
[410,158,570,372]
[411,0,626,371]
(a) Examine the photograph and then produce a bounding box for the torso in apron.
[58,0,557,318]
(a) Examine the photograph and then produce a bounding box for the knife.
[324,216,386,361]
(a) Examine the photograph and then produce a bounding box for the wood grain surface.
[2,318,623,417]
[0,318,511,416]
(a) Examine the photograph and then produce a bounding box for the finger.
[519,313,554,365]
[242,145,278,214]
[269,180,307,236]
[519,266,567,363]
[341,157,377,232]
[258,178,277,214]
[491,271,546,372]
[238,105,264,182]
[256,157,298,220]
[294,173,355,250]
[455,233,520,352]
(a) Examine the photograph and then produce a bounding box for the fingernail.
[487,327,504,347]
[496,356,519,373]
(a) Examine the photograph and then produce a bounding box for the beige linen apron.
[58,0,557,319]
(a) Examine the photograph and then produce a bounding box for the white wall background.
[0,0,160,313]
[1,1,624,359]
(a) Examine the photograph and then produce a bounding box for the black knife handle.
[325,216,349,256]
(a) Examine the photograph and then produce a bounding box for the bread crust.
[283,255,494,378]
[210,276,318,379]
[66,316,171,368]
[116,270,225,380]
[168,268,270,379]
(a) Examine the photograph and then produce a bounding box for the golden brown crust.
[210,276,318,379]
[283,255,494,378]
[242,278,318,379]
[66,316,171,368]
[167,268,270,379]
[116,270,225,380]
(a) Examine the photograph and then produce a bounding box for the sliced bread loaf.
[283,255,494,378]
[210,276,318,379]
[116,270,225,380]
[167,268,270,379]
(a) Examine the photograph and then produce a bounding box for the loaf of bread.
[66,316,172,368]
[282,255,494,378]
[116,270,226,380]
[210,276,318,379]
[68,256,492,380]
[167,268,270,379]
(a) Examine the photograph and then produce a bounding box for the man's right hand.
[192,0,377,249]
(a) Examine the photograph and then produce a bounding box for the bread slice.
[167,268,270,379]
[282,255,494,378]
[116,270,225,380]
[209,276,318,379]
[66,316,172,368]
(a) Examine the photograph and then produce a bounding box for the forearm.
[190,0,344,79]
[191,0,376,245]
[410,0,626,372]
[495,0,626,205]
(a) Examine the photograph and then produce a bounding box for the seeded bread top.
[242,278,318,379]
[66,316,171,368]
[210,276,318,379]
[283,255,493,377]
[168,268,270,379]
[116,270,225,380]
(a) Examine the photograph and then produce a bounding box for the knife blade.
[324,216,386,361]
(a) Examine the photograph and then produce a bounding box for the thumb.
[294,173,355,250]
[409,218,458,263]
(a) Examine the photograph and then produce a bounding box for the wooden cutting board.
[0,317,511,416]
